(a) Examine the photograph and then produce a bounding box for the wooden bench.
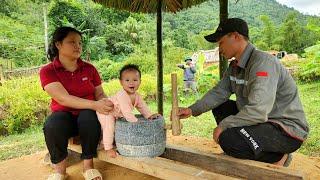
[67,140,306,180]
[68,136,81,145]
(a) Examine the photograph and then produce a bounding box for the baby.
[97,64,160,158]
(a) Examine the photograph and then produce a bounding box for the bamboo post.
[171,73,181,136]
[218,0,229,79]
[0,64,4,85]
[86,51,91,62]
[156,0,163,115]
[43,3,48,58]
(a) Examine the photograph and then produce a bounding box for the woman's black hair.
[47,26,82,61]
[119,64,141,80]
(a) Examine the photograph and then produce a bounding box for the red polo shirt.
[40,58,102,115]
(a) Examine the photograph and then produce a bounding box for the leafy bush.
[0,15,45,68]
[0,0,18,17]
[48,0,86,28]
[196,64,219,94]
[0,76,50,135]
[104,24,135,56]
[100,62,124,81]
[286,44,320,82]
[125,51,157,74]
[298,44,320,81]
[296,62,320,82]
[139,74,157,100]
[93,58,114,80]
[102,79,122,96]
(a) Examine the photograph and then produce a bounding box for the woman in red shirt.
[40,27,112,180]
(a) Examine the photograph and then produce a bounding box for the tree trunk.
[218,0,229,79]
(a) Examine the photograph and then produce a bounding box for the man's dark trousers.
[212,100,302,163]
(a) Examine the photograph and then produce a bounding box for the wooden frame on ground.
[67,143,305,180]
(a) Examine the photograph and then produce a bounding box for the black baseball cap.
[184,57,192,62]
[204,18,249,43]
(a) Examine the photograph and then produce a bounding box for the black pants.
[43,110,101,164]
[212,100,302,163]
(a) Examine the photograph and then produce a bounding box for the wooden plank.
[68,144,238,180]
[68,136,81,145]
[161,144,305,180]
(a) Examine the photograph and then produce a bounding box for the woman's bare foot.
[83,159,102,180]
[53,158,67,175]
[106,149,118,158]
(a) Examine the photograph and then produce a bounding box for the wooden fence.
[0,64,42,83]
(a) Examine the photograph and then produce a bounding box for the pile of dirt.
[0,134,319,180]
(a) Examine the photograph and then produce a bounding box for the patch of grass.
[0,126,45,161]
[296,81,320,156]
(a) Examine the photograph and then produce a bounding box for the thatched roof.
[93,0,208,13]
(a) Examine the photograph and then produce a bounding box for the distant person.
[96,64,161,158]
[177,57,198,95]
[40,26,112,180]
[176,18,309,167]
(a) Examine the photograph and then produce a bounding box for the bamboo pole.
[0,64,4,85]
[156,0,164,115]
[171,73,181,136]
[219,0,229,79]
[43,3,48,60]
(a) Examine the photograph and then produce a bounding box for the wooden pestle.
[170,73,181,136]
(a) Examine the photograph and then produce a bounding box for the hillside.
[163,0,315,34]
[0,0,319,68]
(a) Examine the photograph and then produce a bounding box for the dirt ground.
[0,133,319,180]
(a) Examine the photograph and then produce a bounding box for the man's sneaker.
[284,153,293,167]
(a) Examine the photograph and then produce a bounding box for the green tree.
[258,15,278,50]
[248,27,261,45]
[190,30,216,50]
[306,17,320,34]
[48,0,86,28]
[305,17,320,45]
[170,28,194,50]
[104,24,134,58]
[0,0,18,17]
[279,12,304,53]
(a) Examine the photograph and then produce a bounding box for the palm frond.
[93,0,208,13]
